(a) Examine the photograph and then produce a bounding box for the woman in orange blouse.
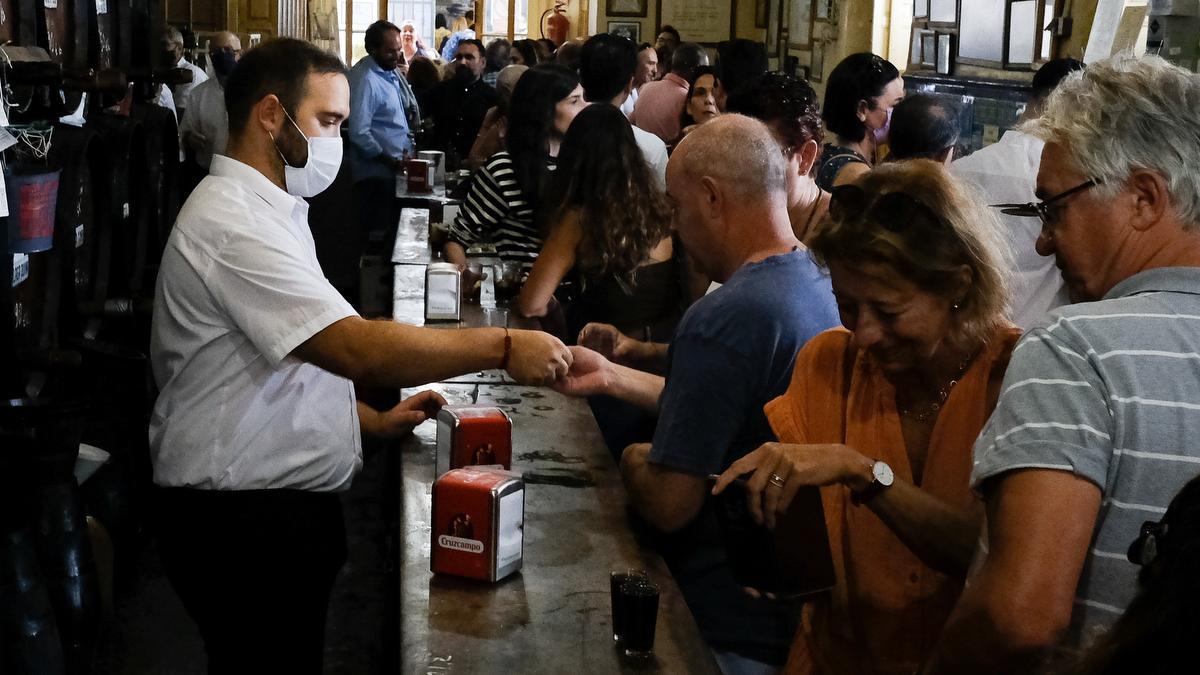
[714,160,1019,675]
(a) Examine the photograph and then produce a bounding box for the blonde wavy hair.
[809,159,1013,347]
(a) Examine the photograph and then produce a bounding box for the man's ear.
[1125,168,1173,233]
[254,93,286,137]
[797,138,820,176]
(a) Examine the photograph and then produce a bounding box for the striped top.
[447,151,554,270]
[971,267,1200,650]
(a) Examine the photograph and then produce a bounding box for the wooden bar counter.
[392,215,718,673]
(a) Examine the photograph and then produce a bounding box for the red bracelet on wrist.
[499,327,512,370]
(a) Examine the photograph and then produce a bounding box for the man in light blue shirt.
[349,20,413,251]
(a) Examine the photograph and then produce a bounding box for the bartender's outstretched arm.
[293,317,572,387]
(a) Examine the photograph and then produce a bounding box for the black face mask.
[211,50,237,78]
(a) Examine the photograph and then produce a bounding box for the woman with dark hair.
[510,38,541,66]
[536,38,557,60]
[727,72,829,241]
[405,55,441,114]
[1074,475,1200,675]
[517,104,682,340]
[444,64,586,270]
[677,67,722,142]
[815,52,904,191]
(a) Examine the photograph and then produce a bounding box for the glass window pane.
[515,0,528,36]
[930,0,956,23]
[1009,0,1037,64]
[352,31,368,64]
[487,0,509,35]
[958,0,1005,62]
[352,0,377,31]
[1042,1,1055,60]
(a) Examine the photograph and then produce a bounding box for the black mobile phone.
[708,474,836,600]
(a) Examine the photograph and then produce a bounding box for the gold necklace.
[898,354,975,423]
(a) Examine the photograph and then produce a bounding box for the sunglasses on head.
[829,183,946,233]
[991,179,1099,225]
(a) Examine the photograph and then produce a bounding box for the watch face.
[873,461,895,487]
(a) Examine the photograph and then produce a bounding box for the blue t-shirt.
[650,249,840,474]
[648,249,840,663]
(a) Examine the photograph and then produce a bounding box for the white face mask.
[273,108,342,198]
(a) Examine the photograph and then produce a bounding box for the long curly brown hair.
[542,104,672,283]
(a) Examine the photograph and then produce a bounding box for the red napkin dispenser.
[435,406,513,477]
[431,467,524,582]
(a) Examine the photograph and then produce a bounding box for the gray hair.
[674,114,788,201]
[164,26,183,45]
[1020,53,1200,230]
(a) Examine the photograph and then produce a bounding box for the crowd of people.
[147,20,1200,675]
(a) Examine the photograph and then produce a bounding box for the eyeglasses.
[992,179,1098,225]
[830,184,945,233]
[1127,519,1169,566]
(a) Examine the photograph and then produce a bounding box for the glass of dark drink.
[609,569,647,643]
[620,578,659,657]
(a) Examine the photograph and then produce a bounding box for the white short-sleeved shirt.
[149,155,361,492]
[171,56,209,111]
[178,78,228,169]
[951,130,1069,328]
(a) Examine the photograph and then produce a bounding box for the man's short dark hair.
[671,42,707,80]
[658,25,680,43]
[225,37,346,138]
[716,39,768,99]
[580,33,637,103]
[637,42,654,54]
[457,39,484,57]
[886,93,961,161]
[1031,57,1085,102]
[364,20,401,54]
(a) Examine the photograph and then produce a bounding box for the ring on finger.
[768,472,786,489]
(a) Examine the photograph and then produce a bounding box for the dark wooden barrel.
[107,0,129,69]
[84,114,144,303]
[0,398,99,674]
[87,0,112,71]
[49,125,111,337]
[131,101,178,279]
[0,526,67,675]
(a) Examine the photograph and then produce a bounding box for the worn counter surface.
[397,383,719,674]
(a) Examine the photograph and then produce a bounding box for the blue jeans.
[712,649,782,675]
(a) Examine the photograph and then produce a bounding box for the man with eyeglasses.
[951,57,1082,329]
[180,31,242,170]
[926,54,1200,674]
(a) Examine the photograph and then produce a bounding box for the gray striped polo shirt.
[971,266,1200,649]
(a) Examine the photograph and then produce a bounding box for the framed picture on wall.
[607,21,642,43]
[810,39,824,82]
[815,0,834,22]
[788,0,814,50]
[606,0,647,19]
[767,0,783,56]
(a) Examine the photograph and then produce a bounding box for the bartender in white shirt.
[149,38,571,674]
